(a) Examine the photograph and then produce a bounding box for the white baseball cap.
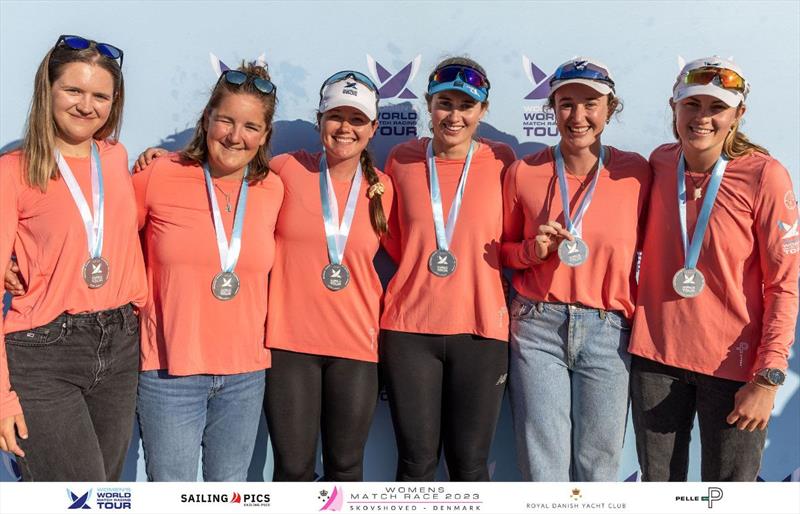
[672,56,749,107]
[319,75,378,121]
[549,56,616,96]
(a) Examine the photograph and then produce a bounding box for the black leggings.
[264,349,378,481]
[380,330,508,481]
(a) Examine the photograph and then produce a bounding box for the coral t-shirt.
[381,138,516,341]
[502,146,652,318]
[630,143,798,381]
[133,154,283,375]
[0,141,147,417]
[266,151,394,362]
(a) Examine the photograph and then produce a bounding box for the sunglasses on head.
[683,67,746,92]
[55,35,124,67]
[550,60,614,88]
[320,70,379,97]
[429,65,490,90]
[219,69,276,96]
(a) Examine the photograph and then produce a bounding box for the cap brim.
[672,84,743,108]
[428,80,488,102]
[549,78,613,96]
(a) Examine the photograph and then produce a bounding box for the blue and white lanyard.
[427,140,475,251]
[319,154,362,265]
[677,153,727,270]
[553,144,604,238]
[203,164,249,272]
[55,142,104,259]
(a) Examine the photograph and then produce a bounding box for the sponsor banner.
[1,482,799,514]
[520,55,559,141]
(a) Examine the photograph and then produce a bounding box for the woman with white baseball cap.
[629,56,798,480]
[379,57,516,481]
[263,70,393,481]
[502,56,652,481]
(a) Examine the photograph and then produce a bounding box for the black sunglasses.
[219,70,276,96]
[55,35,124,67]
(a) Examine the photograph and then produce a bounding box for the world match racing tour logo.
[367,54,420,138]
[67,488,132,510]
[521,56,558,139]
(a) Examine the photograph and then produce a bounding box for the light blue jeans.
[508,295,631,481]
[136,369,265,481]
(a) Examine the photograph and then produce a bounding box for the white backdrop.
[0,0,798,482]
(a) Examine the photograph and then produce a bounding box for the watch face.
[768,369,786,386]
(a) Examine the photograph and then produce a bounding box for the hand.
[726,382,777,431]
[533,220,574,260]
[0,413,28,457]
[4,259,24,296]
[132,147,168,174]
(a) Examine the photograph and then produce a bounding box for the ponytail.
[360,149,388,236]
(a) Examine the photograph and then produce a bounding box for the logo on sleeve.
[785,190,797,210]
[779,220,799,254]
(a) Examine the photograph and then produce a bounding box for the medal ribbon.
[427,140,475,251]
[677,153,727,270]
[319,153,362,265]
[55,142,104,258]
[203,164,249,272]
[554,144,604,238]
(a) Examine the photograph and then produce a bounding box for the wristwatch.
[755,368,786,387]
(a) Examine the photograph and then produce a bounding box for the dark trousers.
[5,304,140,481]
[630,356,766,481]
[380,330,508,481]
[264,349,378,482]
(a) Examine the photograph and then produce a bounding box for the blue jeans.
[508,296,631,481]
[5,304,140,481]
[136,369,265,481]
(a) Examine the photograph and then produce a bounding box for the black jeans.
[5,304,140,481]
[264,349,378,481]
[630,356,766,481]
[380,330,508,481]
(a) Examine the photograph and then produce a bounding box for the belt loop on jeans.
[598,309,607,320]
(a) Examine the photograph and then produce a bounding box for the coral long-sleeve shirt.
[1,142,147,417]
[501,146,652,318]
[380,138,516,341]
[133,154,283,374]
[630,143,798,381]
[266,151,394,362]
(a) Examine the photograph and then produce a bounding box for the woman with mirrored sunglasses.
[0,35,146,481]
[379,56,515,481]
[502,56,652,481]
[263,70,393,481]
[130,63,283,481]
[629,56,797,481]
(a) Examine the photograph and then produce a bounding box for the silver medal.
[428,249,457,277]
[557,237,589,267]
[82,257,109,288]
[211,271,240,301]
[322,263,350,291]
[672,267,705,298]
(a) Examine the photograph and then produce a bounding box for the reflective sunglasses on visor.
[220,70,276,95]
[55,35,124,67]
[320,71,379,97]
[550,61,614,87]
[429,65,490,90]
[683,67,746,92]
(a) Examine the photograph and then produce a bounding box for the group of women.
[0,35,796,484]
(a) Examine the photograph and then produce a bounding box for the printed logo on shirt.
[521,55,559,140]
[778,220,799,254]
[366,54,421,99]
[735,341,749,367]
[785,190,798,210]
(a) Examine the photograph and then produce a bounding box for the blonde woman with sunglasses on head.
[630,56,798,481]
[0,35,146,481]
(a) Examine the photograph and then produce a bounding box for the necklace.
[686,171,710,200]
[214,183,232,212]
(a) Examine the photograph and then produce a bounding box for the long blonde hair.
[18,43,124,192]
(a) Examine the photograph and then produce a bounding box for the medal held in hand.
[553,144,604,267]
[673,153,727,298]
[319,154,362,291]
[204,163,249,301]
[426,140,474,277]
[55,142,109,288]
